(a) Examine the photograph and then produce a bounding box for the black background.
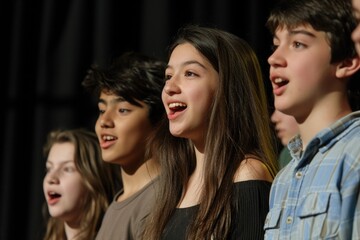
[1,0,277,239]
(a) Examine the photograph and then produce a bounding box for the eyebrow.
[167,60,208,71]
[46,160,74,165]
[274,28,317,41]
[288,29,316,38]
[98,96,125,105]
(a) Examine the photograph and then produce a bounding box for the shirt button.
[286,216,293,224]
[295,171,302,179]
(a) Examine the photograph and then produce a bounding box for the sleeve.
[230,181,271,240]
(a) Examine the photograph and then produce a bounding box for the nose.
[99,119,113,128]
[268,47,286,68]
[45,171,59,184]
[163,78,181,96]
[98,112,114,129]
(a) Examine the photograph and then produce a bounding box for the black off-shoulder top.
[162,180,271,240]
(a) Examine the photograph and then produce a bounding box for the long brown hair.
[42,128,120,240]
[143,25,278,240]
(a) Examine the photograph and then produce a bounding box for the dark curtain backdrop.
[2,0,276,239]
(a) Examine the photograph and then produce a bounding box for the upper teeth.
[103,135,115,140]
[169,102,187,108]
[274,78,285,83]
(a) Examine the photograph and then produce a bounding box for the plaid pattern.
[264,111,360,239]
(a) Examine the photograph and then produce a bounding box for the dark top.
[162,180,271,240]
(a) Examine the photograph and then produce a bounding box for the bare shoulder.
[233,156,273,183]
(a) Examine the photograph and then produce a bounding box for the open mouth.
[102,135,118,142]
[274,78,289,87]
[169,102,187,112]
[48,191,61,200]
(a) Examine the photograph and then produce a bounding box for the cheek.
[191,85,214,103]
[161,90,167,107]
[95,118,101,135]
[65,176,87,197]
[352,26,360,41]
[294,58,317,76]
[292,60,324,89]
[126,120,152,142]
[43,179,47,197]
[116,116,153,147]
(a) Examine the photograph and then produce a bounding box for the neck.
[118,158,160,201]
[64,221,81,240]
[297,98,351,149]
[177,145,204,208]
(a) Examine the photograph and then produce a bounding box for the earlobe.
[336,56,360,78]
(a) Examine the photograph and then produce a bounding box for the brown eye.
[185,71,197,77]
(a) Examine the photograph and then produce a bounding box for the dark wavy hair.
[82,51,166,125]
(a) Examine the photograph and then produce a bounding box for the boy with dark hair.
[82,51,166,239]
[264,0,360,239]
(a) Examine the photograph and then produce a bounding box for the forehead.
[168,43,212,70]
[170,43,203,60]
[47,142,75,164]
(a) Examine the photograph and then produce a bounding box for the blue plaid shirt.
[264,111,360,239]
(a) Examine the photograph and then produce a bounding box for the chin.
[170,129,183,137]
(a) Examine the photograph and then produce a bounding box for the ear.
[335,56,360,78]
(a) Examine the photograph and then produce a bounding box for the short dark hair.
[82,51,166,125]
[266,0,360,110]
